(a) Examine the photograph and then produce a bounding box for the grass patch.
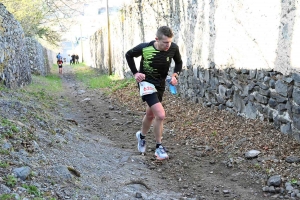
[15,74,63,107]
[0,194,16,200]
[0,117,20,139]
[4,175,17,187]
[27,75,62,94]
[0,149,9,155]
[73,66,135,92]
[0,84,8,92]
[22,184,42,197]
[0,161,9,168]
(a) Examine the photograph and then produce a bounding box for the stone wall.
[0,3,53,88]
[89,0,300,140]
[26,38,52,76]
[0,3,31,88]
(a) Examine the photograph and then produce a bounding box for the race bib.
[139,81,157,96]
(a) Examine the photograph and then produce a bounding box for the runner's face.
[156,35,172,51]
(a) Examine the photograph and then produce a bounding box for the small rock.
[267,175,281,187]
[0,184,11,194]
[81,98,91,101]
[285,156,300,163]
[12,166,31,181]
[223,190,230,194]
[135,192,142,198]
[262,186,269,192]
[286,185,294,191]
[269,186,276,193]
[245,150,261,158]
[205,146,214,152]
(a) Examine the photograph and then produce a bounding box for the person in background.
[57,58,63,74]
[125,26,182,160]
[75,54,79,64]
[68,54,72,65]
[56,52,62,61]
[71,54,76,65]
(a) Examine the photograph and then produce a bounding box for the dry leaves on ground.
[108,82,300,181]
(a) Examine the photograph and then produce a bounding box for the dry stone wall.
[89,0,300,140]
[26,38,52,76]
[0,3,52,88]
[0,3,31,88]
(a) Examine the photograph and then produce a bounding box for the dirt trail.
[48,65,270,199]
[47,66,184,199]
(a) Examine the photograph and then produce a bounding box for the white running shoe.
[155,145,169,160]
[136,131,146,153]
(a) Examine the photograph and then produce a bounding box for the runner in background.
[57,58,63,74]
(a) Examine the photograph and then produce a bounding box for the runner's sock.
[140,132,145,139]
[156,143,162,149]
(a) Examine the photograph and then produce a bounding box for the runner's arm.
[173,47,182,77]
[125,43,147,75]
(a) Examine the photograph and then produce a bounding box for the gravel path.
[2,65,291,199]
[48,66,271,200]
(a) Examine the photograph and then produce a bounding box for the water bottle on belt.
[166,76,177,95]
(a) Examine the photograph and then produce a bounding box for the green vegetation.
[4,175,17,187]
[0,0,87,46]
[27,74,62,95]
[0,194,16,200]
[211,131,217,137]
[0,149,10,155]
[22,184,42,197]
[1,0,61,46]
[254,163,261,169]
[73,65,135,93]
[290,178,298,184]
[185,121,192,126]
[0,71,63,144]
[0,118,20,139]
[0,161,9,168]
[18,73,63,111]
[0,84,8,92]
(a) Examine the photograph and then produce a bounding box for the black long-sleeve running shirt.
[125,40,182,90]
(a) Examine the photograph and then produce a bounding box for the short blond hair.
[156,26,174,39]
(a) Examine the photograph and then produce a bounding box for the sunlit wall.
[90,0,300,76]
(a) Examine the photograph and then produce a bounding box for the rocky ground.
[1,65,300,200]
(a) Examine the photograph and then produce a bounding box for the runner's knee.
[145,112,155,120]
[155,112,165,121]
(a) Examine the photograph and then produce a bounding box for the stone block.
[269,79,276,89]
[275,80,288,97]
[292,73,300,83]
[270,92,288,103]
[268,98,278,108]
[245,102,257,119]
[249,69,257,79]
[259,88,271,97]
[218,85,227,97]
[293,114,300,130]
[292,86,300,105]
[253,92,269,104]
[292,105,300,114]
[233,93,245,113]
[281,123,292,134]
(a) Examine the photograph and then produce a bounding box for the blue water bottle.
[166,76,177,95]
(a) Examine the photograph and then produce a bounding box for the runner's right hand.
[134,73,145,83]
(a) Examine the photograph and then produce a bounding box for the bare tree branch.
[1,0,103,46]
